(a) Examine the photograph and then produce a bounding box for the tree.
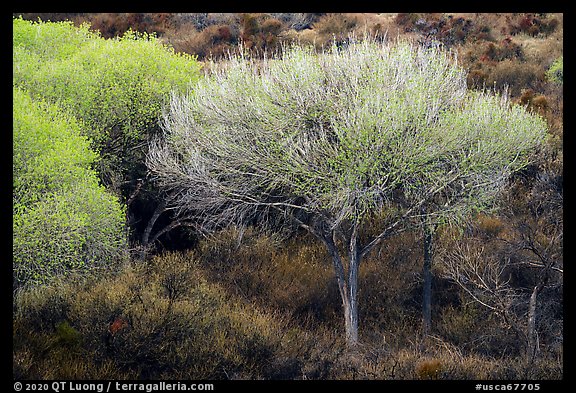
[13,17,202,252]
[419,215,437,338]
[439,209,562,362]
[13,87,127,287]
[147,37,548,347]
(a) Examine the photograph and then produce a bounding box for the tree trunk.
[527,284,542,362]
[136,200,168,260]
[323,226,361,348]
[422,220,435,337]
[346,224,360,346]
[342,292,357,346]
[525,249,554,363]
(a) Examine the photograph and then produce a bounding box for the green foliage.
[13,87,126,286]
[12,17,96,61]
[148,37,549,350]
[13,16,201,191]
[546,56,563,85]
[12,13,562,380]
[13,88,96,210]
[149,37,548,231]
[54,320,82,349]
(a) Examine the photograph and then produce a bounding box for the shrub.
[197,227,341,325]
[238,14,286,55]
[435,16,476,46]
[312,13,358,39]
[13,252,326,379]
[506,14,559,37]
[271,13,322,31]
[82,13,174,38]
[12,17,95,60]
[518,89,550,115]
[416,358,443,379]
[13,16,202,249]
[467,68,489,90]
[167,13,239,32]
[13,87,126,287]
[546,56,563,85]
[541,17,559,35]
[14,13,82,23]
[261,18,283,35]
[498,37,524,60]
[486,59,543,97]
[13,244,563,379]
[13,17,201,192]
[474,213,505,238]
[394,13,420,31]
[480,38,523,62]
[13,18,199,145]
[175,24,239,59]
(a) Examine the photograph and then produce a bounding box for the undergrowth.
[14,230,562,379]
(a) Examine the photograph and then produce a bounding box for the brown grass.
[13,233,562,379]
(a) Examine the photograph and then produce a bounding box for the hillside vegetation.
[13,13,562,380]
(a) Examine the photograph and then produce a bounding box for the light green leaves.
[13,88,96,206]
[546,56,563,85]
[148,36,548,232]
[13,87,126,286]
[13,18,200,146]
[13,17,202,192]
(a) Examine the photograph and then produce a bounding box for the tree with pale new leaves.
[147,37,548,346]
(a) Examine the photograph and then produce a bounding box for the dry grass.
[13,232,562,379]
[13,250,345,379]
[198,227,340,325]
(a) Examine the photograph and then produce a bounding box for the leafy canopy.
[13,16,202,190]
[148,37,548,235]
